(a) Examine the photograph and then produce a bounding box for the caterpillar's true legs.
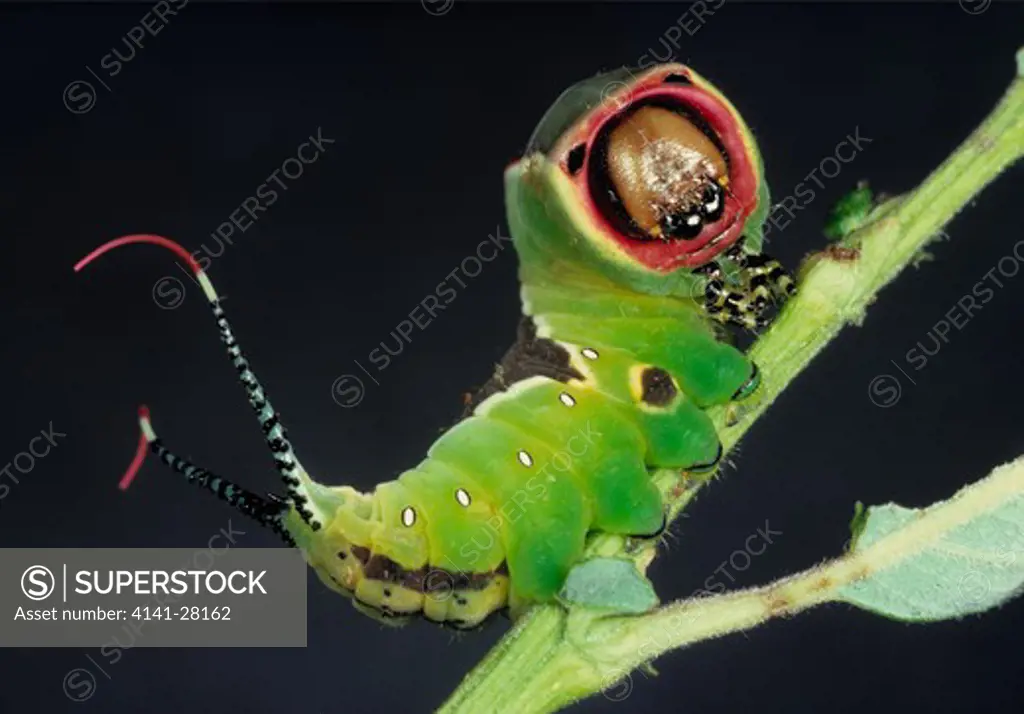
[697,244,796,330]
[726,245,797,300]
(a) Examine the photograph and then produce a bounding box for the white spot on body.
[517,450,534,467]
[581,348,599,360]
[401,507,417,527]
[558,392,576,407]
[455,488,472,507]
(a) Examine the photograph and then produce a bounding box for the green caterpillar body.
[304,315,755,627]
[80,63,793,630]
[290,64,779,627]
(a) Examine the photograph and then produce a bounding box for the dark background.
[2,2,1023,712]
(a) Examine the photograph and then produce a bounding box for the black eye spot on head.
[337,551,347,560]
[660,210,704,239]
[383,588,392,598]
[662,73,692,85]
[700,182,724,222]
[641,367,677,406]
[566,143,586,175]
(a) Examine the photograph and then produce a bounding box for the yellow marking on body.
[629,363,684,413]
[628,364,648,403]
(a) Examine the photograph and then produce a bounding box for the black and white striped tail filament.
[196,272,324,530]
[154,442,296,546]
[74,234,326,535]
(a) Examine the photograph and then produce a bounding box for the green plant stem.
[438,49,1024,714]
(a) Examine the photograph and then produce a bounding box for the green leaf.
[560,557,659,614]
[838,469,1024,621]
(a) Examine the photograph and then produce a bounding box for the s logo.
[21,565,55,601]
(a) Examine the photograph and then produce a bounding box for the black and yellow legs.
[698,244,796,330]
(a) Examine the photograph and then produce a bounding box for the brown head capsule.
[605,106,729,240]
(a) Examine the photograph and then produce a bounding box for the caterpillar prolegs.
[77,64,795,630]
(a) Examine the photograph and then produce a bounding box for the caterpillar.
[76,63,795,630]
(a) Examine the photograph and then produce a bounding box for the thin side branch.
[591,453,1024,671]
